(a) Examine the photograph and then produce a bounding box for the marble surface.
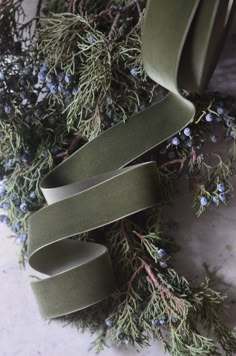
[0,2,236,356]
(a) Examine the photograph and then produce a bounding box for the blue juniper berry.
[21,98,29,106]
[212,196,220,205]
[151,319,161,327]
[105,318,113,327]
[16,233,28,243]
[57,72,64,82]
[29,191,37,201]
[64,74,73,84]
[200,196,208,206]
[58,83,65,93]
[130,67,139,77]
[0,70,5,81]
[72,87,79,96]
[49,83,58,95]
[172,137,180,146]
[0,215,10,225]
[152,317,166,326]
[46,73,55,83]
[41,150,49,158]
[37,70,47,82]
[211,135,217,143]
[2,202,10,210]
[159,261,168,268]
[10,193,21,206]
[20,202,29,213]
[226,118,233,127]
[87,34,96,45]
[205,113,213,122]
[217,182,225,193]
[158,317,166,325]
[0,184,6,196]
[219,192,226,202]
[118,333,129,345]
[40,63,48,72]
[106,96,113,105]
[157,248,167,259]
[6,159,14,169]
[230,130,236,139]
[32,67,38,76]
[21,152,32,164]
[216,106,225,115]
[183,127,191,136]
[4,105,12,114]
[46,81,52,90]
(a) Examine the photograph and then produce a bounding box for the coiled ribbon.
[28,0,235,319]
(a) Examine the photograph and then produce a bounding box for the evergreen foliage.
[0,1,236,354]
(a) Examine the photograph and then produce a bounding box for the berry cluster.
[0,54,74,251]
[199,181,228,208]
[37,63,79,101]
[154,95,236,217]
[159,98,236,161]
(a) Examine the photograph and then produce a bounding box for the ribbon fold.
[28,0,235,319]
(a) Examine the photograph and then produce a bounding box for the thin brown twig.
[144,262,184,314]
[127,262,145,290]
[191,147,197,163]
[126,258,184,315]
[160,158,186,174]
[95,90,106,119]
[121,219,129,241]
[132,230,145,243]
[147,275,172,317]
[68,0,79,14]
[79,0,84,16]
[126,15,143,39]
[90,8,111,21]
[56,134,87,160]
[109,12,120,41]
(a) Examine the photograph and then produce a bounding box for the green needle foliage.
[37,0,158,137]
[54,214,236,355]
[0,1,236,355]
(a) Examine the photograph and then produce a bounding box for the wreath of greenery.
[1,1,236,355]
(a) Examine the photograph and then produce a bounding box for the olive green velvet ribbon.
[28,0,235,319]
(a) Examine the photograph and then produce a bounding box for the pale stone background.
[0,1,236,356]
